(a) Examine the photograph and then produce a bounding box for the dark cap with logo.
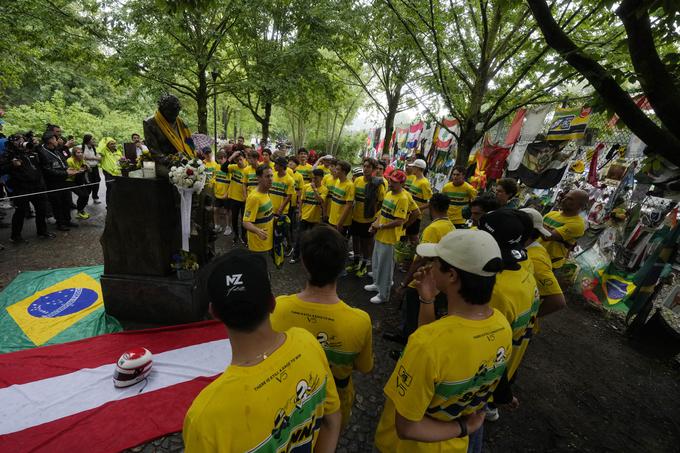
[478,209,530,269]
[205,249,272,306]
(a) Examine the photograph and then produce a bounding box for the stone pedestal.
[100,176,214,324]
[101,274,207,324]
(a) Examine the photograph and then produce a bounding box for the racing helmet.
[113,347,153,388]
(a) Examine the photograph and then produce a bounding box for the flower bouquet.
[169,158,207,251]
[119,157,135,176]
[171,250,199,280]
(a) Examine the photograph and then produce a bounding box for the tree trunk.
[456,125,482,167]
[196,69,209,134]
[526,0,680,163]
[261,102,272,145]
[383,92,402,157]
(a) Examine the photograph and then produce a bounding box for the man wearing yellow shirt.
[539,189,588,269]
[396,193,454,339]
[365,170,414,304]
[243,150,261,195]
[441,166,477,228]
[243,165,275,255]
[296,148,314,183]
[348,158,385,277]
[225,151,248,245]
[327,161,354,235]
[478,210,540,422]
[405,159,433,244]
[261,148,275,169]
[183,250,342,452]
[212,150,231,236]
[375,229,510,453]
[272,226,373,429]
[270,157,296,217]
[521,208,566,317]
[290,169,328,264]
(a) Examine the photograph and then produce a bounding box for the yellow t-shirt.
[375,190,410,245]
[213,168,229,200]
[243,190,274,252]
[300,183,328,223]
[539,211,586,269]
[408,218,455,289]
[203,160,220,187]
[243,164,259,194]
[441,181,477,224]
[353,176,385,223]
[226,164,246,202]
[407,176,432,218]
[317,163,332,175]
[527,242,562,297]
[404,174,416,193]
[270,172,296,215]
[271,295,373,380]
[66,157,85,182]
[488,260,540,379]
[183,327,340,453]
[328,178,355,227]
[296,163,314,183]
[322,173,335,189]
[290,171,305,208]
[375,311,513,453]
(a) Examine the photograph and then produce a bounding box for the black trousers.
[72,184,89,212]
[12,193,47,238]
[47,187,71,226]
[403,287,448,338]
[293,220,316,259]
[89,166,101,200]
[102,170,115,205]
[230,200,246,240]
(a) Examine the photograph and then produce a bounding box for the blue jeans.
[467,424,484,453]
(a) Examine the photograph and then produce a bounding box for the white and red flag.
[0,320,230,452]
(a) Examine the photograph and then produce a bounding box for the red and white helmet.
[113,347,153,388]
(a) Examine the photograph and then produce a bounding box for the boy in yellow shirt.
[478,209,540,422]
[441,166,477,228]
[243,165,274,255]
[365,170,415,304]
[375,229,511,453]
[405,159,433,244]
[212,150,231,236]
[183,250,341,452]
[296,148,314,183]
[270,157,296,218]
[243,150,261,195]
[327,161,354,236]
[226,151,248,244]
[272,226,373,429]
[290,169,327,264]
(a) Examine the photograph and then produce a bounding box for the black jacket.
[0,150,46,194]
[38,145,69,188]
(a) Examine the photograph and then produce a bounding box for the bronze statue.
[143,94,196,159]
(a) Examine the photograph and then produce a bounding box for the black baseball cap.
[205,249,272,307]
[274,157,288,168]
[478,209,530,269]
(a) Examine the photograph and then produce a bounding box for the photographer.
[38,130,78,231]
[0,134,54,242]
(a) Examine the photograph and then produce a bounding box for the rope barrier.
[0,179,115,201]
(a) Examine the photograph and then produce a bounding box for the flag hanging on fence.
[516,140,574,189]
[504,108,527,146]
[406,121,423,149]
[0,320,229,453]
[435,118,458,150]
[546,107,592,141]
[0,266,121,354]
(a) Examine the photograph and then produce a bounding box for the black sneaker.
[38,232,57,239]
[9,236,29,244]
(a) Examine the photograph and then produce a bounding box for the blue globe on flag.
[27,288,99,318]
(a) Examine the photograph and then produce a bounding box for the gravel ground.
[1,196,679,452]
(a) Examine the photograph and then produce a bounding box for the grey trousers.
[372,239,394,300]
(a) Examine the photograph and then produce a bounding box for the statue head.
[158,94,181,123]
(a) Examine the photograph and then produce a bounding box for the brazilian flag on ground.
[0,265,122,354]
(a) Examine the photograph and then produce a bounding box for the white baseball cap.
[416,230,503,277]
[408,159,427,169]
[520,208,551,237]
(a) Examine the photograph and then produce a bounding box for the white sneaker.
[367,271,373,278]
[224,226,233,236]
[364,284,379,292]
[485,407,499,422]
[47,217,57,225]
[370,295,385,304]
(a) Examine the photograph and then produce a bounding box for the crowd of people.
[185,141,589,452]
[0,124,148,243]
